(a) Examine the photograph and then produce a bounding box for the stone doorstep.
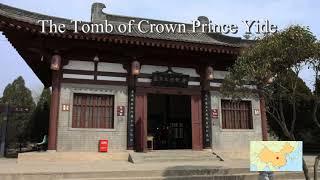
[17,152,129,163]
[128,150,223,164]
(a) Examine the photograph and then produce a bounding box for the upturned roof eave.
[0,2,250,48]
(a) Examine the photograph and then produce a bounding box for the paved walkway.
[0,159,243,174]
[0,155,317,174]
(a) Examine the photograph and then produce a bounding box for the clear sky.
[0,0,319,99]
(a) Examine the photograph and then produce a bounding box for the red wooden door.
[191,95,203,150]
[135,94,147,152]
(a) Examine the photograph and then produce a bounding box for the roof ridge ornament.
[91,2,107,23]
[198,16,209,25]
[197,16,209,33]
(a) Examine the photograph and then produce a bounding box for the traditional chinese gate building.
[0,3,267,153]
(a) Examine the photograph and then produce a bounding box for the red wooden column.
[135,93,147,152]
[191,95,203,150]
[48,54,62,151]
[200,66,213,149]
[126,64,136,150]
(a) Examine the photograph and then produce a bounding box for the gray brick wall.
[57,83,128,152]
[210,91,263,151]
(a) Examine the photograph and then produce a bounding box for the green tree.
[267,71,315,141]
[310,42,320,129]
[222,25,318,180]
[28,88,51,141]
[2,76,35,107]
[1,76,35,146]
[308,41,320,180]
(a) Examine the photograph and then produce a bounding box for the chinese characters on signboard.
[117,106,125,116]
[151,67,189,88]
[62,104,70,111]
[211,109,219,126]
[211,109,218,118]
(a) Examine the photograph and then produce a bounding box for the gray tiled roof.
[0,2,252,47]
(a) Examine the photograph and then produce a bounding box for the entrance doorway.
[147,94,192,150]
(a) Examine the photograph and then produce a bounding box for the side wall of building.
[57,60,128,152]
[209,70,262,155]
[57,83,128,152]
[210,91,262,152]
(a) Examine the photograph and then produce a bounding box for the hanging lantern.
[131,60,140,75]
[50,55,61,71]
[206,66,214,80]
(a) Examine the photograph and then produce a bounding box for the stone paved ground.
[0,155,317,174]
[0,158,242,174]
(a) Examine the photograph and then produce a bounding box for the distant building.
[0,3,267,153]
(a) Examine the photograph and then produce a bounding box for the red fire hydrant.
[99,140,108,152]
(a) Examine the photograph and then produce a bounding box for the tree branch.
[312,98,320,129]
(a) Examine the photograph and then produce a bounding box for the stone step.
[60,172,316,180]
[57,169,318,180]
[138,158,220,163]
[0,169,254,180]
[17,152,129,163]
[140,153,218,158]
[59,169,251,179]
[60,172,319,180]
[1,169,317,180]
[142,156,218,160]
[62,174,258,180]
[129,150,223,163]
[131,150,214,154]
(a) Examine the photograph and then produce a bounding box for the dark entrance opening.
[147,94,192,150]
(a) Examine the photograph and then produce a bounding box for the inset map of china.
[250,141,303,171]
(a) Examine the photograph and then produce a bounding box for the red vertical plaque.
[117,106,125,116]
[211,109,219,119]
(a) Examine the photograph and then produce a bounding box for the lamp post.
[0,103,9,157]
[0,104,30,157]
